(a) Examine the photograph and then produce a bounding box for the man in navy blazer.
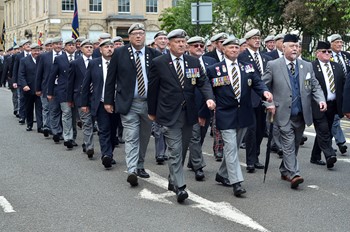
[104,23,162,186]
[148,29,216,202]
[68,39,95,157]
[207,37,272,197]
[184,36,217,181]
[18,43,42,132]
[238,29,272,173]
[36,37,63,137]
[48,38,78,149]
[81,39,118,169]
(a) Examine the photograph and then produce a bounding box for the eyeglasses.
[319,50,332,54]
[218,40,225,43]
[191,44,204,48]
[130,31,145,36]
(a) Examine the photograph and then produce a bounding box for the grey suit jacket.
[262,57,325,127]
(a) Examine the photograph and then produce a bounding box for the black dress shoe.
[111,159,116,165]
[77,121,82,129]
[246,164,255,173]
[168,183,175,192]
[215,173,232,187]
[59,135,64,141]
[215,156,223,162]
[310,159,326,165]
[233,183,246,197]
[254,162,265,169]
[64,140,74,149]
[19,119,25,124]
[13,111,18,116]
[176,188,188,203]
[156,156,164,164]
[86,149,94,159]
[337,143,347,154]
[187,162,193,170]
[43,128,49,137]
[127,172,138,186]
[195,168,205,181]
[137,169,150,178]
[72,141,78,146]
[53,134,60,143]
[300,135,308,145]
[277,149,283,158]
[102,155,113,169]
[326,156,337,169]
[37,128,44,134]
[26,126,32,131]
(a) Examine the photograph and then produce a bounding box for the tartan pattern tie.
[231,63,240,98]
[336,54,347,75]
[289,62,295,76]
[325,63,336,93]
[69,54,73,62]
[106,61,110,69]
[176,58,184,88]
[135,51,146,96]
[254,52,262,75]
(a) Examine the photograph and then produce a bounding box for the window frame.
[146,0,158,13]
[89,0,102,13]
[118,0,130,13]
[62,0,74,12]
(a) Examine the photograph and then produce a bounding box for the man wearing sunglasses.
[310,41,345,169]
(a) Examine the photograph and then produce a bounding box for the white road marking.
[0,196,16,213]
[140,170,269,232]
[337,158,350,163]
[138,189,173,204]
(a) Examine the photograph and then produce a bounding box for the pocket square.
[305,73,311,80]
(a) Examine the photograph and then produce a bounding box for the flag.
[13,36,17,46]
[38,32,43,46]
[71,0,79,39]
[0,21,5,45]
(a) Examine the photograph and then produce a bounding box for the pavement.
[1,87,350,232]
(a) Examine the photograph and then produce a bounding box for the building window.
[118,0,130,13]
[90,0,102,12]
[62,0,74,12]
[146,0,158,13]
[172,0,179,6]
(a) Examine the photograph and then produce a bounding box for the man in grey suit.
[263,34,327,189]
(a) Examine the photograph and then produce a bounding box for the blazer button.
[290,95,292,97]
[289,106,291,108]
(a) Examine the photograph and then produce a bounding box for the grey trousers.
[11,88,19,112]
[49,97,62,135]
[332,114,346,145]
[41,96,50,130]
[121,99,151,173]
[78,107,94,150]
[219,128,247,185]
[161,111,193,189]
[184,122,206,171]
[60,102,73,141]
[278,115,305,179]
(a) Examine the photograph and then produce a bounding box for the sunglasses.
[319,50,332,54]
[191,44,204,48]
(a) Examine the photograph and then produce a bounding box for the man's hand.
[68,102,74,108]
[104,104,114,114]
[206,99,216,110]
[266,105,276,116]
[23,86,30,92]
[319,101,327,112]
[36,91,42,97]
[12,83,18,89]
[81,106,89,113]
[198,117,206,127]
[148,114,156,121]
[263,91,273,102]
[47,95,53,101]
[345,113,350,119]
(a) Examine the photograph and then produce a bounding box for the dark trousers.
[24,92,42,129]
[311,100,337,161]
[96,102,118,158]
[200,116,210,145]
[18,88,26,120]
[245,103,266,165]
[116,113,123,138]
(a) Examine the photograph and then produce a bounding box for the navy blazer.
[203,49,221,63]
[48,52,78,103]
[18,55,38,95]
[206,60,268,130]
[265,49,280,60]
[81,57,104,116]
[36,51,55,97]
[67,56,89,107]
[12,51,25,85]
[104,45,161,114]
[312,60,345,118]
[148,53,215,127]
[196,56,217,119]
[238,49,272,107]
[1,55,14,87]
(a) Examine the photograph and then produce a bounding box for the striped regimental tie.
[135,51,145,96]
[254,52,262,75]
[231,63,240,99]
[176,57,184,88]
[325,63,336,93]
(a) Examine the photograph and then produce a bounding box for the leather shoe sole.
[86,149,94,159]
[291,176,304,189]
[281,175,291,182]
[326,156,337,169]
[254,162,264,169]
[127,173,138,186]
[64,141,73,149]
[176,190,188,202]
[215,173,232,187]
[246,165,255,173]
[195,169,205,181]
[137,169,150,178]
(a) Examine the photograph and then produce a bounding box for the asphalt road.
[1,87,350,232]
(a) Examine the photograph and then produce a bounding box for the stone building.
[2,0,177,49]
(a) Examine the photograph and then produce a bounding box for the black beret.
[283,34,299,43]
[316,41,331,50]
